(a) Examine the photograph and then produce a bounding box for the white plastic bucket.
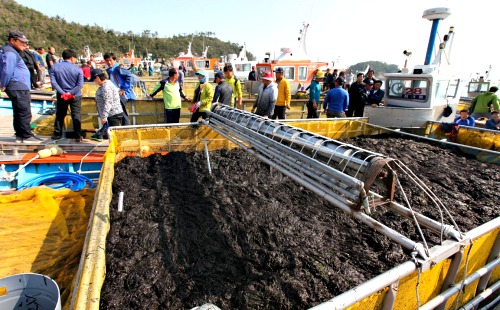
[0,273,61,310]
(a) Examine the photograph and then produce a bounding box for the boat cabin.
[384,65,463,109]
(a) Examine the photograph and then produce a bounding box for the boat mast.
[297,22,309,57]
[422,8,451,65]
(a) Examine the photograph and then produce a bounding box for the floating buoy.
[37,149,52,159]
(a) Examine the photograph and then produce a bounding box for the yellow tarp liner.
[0,187,95,309]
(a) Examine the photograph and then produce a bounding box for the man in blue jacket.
[323,77,349,118]
[104,53,134,125]
[0,30,40,143]
[50,49,84,142]
[453,109,475,127]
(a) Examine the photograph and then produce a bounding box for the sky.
[14,0,499,78]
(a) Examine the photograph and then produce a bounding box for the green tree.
[0,0,255,61]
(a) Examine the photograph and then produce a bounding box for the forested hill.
[1,0,255,62]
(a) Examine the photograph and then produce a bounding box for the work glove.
[61,93,75,100]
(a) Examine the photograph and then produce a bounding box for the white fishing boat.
[246,23,328,95]
[220,43,257,81]
[363,8,464,128]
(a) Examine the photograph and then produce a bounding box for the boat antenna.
[297,22,309,57]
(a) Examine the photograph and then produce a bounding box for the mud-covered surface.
[346,135,499,240]
[101,137,499,309]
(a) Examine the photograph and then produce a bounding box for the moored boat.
[171,41,219,78]
[246,23,328,95]
[364,8,464,128]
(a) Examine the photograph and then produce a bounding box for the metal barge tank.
[71,106,499,309]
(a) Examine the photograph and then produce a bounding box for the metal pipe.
[477,294,500,310]
[309,261,417,310]
[210,107,385,174]
[202,139,212,176]
[459,280,500,310]
[476,232,500,294]
[216,122,363,199]
[211,129,361,204]
[435,249,464,310]
[118,192,124,212]
[247,136,361,202]
[425,19,440,65]
[371,192,462,241]
[209,117,362,187]
[76,170,102,175]
[466,217,500,240]
[419,257,500,310]
[211,115,366,186]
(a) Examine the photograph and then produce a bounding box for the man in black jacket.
[323,68,333,91]
[368,80,384,107]
[19,44,38,89]
[346,73,366,117]
[213,71,233,106]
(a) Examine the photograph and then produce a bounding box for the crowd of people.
[446,86,500,131]
[2,29,499,146]
[464,86,500,130]
[0,30,135,143]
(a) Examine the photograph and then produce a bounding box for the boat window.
[388,79,428,100]
[195,60,205,69]
[446,79,460,98]
[435,80,449,100]
[298,66,308,81]
[468,82,489,93]
[282,66,295,80]
[241,63,252,71]
[187,60,193,69]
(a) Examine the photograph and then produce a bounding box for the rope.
[392,160,446,243]
[78,138,108,173]
[394,174,430,256]
[412,252,422,309]
[17,171,94,191]
[395,160,463,238]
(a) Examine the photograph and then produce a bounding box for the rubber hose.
[17,171,95,191]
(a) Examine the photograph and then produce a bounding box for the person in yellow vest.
[190,70,214,122]
[149,68,191,123]
[271,67,291,119]
[223,64,243,109]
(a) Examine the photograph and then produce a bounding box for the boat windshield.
[468,82,489,93]
[234,63,252,72]
[195,60,211,69]
[387,78,428,101]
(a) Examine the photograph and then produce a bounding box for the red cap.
[261,71,274,81]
